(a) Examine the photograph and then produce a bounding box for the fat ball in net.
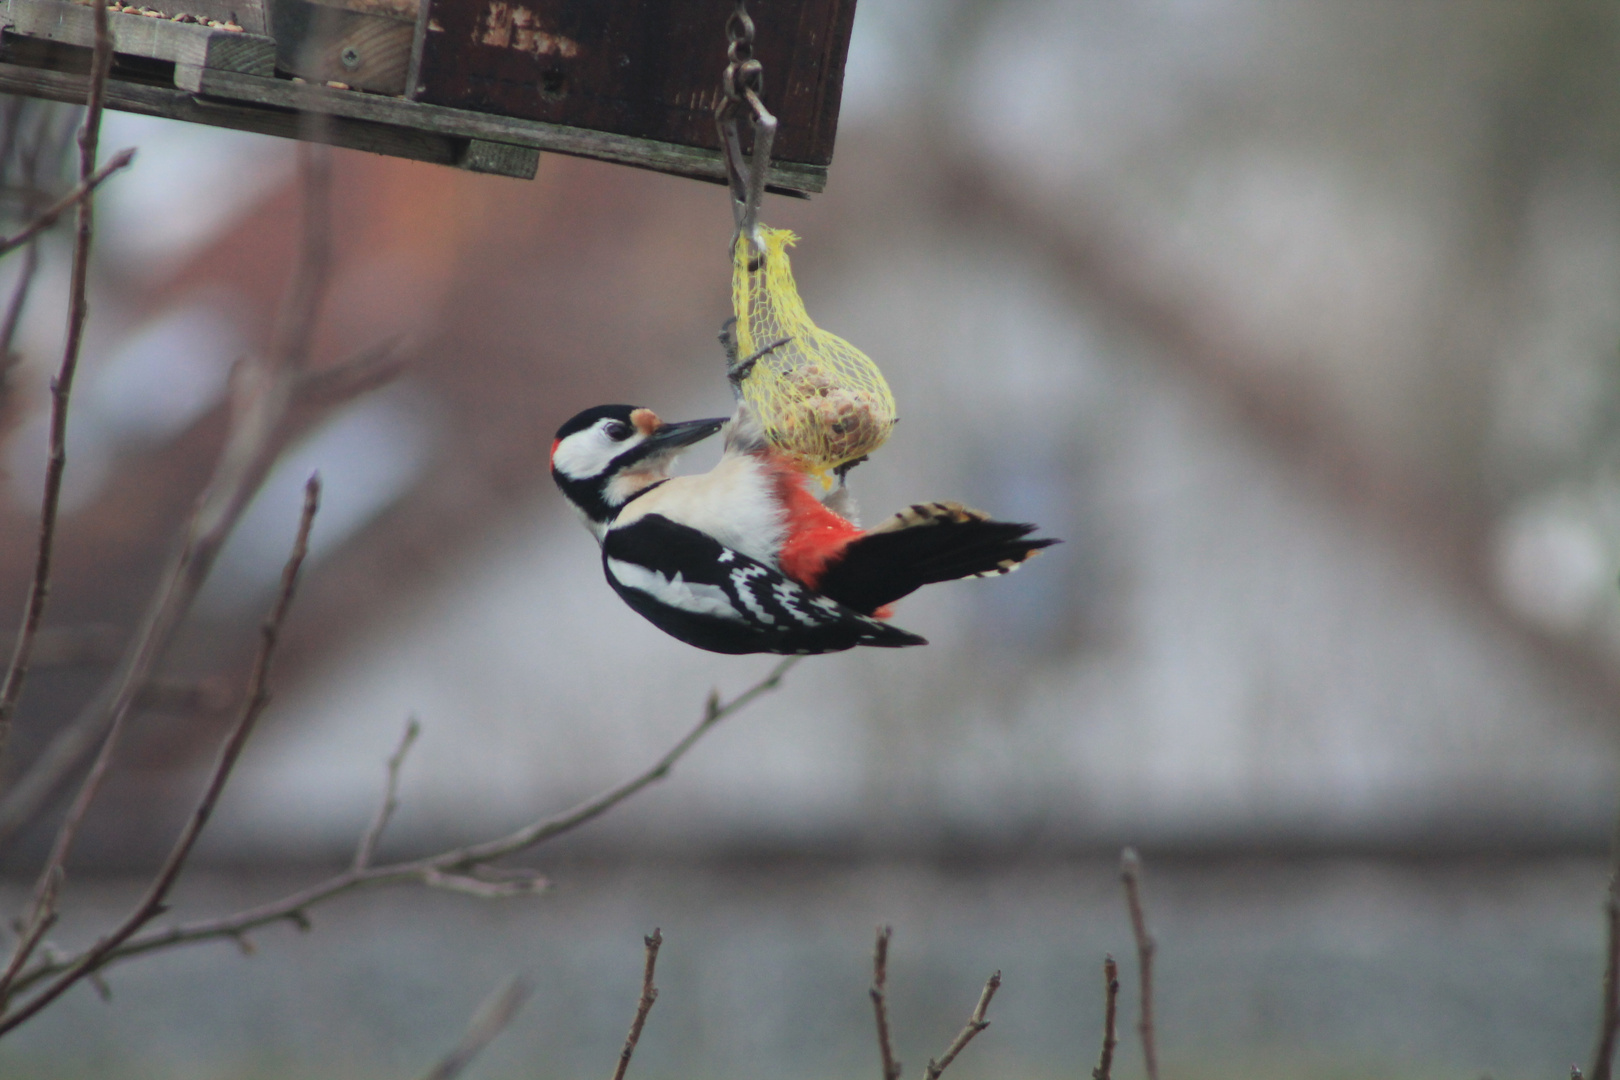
[730,226,897,478]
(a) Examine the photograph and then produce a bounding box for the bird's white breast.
[615,453,785,566]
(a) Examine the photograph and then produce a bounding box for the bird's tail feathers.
[855,619,929,648]
[814,501,1059,614]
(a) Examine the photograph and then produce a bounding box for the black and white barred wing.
[601,514,926,655]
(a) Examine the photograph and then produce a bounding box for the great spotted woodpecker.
[550,402,1057,655]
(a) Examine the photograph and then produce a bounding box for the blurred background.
[1,0,1619,1076]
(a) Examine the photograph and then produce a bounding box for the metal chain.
[715,0,776,256]
[721,0,764,103]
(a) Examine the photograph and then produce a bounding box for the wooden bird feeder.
[0,0,855,190]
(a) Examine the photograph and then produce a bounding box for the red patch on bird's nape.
[549,437,561,467]
[770,456,864,589]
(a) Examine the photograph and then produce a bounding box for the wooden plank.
[307,0,416,20]
[3,0,275,73]
[0,15,822,190]
[0,60,547,175]
[412,0,857,168]
[457,136,535,177]
[171,0,266,35]
[269,0,415,94]
[180,64,824,192]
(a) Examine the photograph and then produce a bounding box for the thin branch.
[0,238,39,384]
[1120,848,1158,1080]
[610,929,662,1080]
[295,336,409,406]
[353,716,419,870]
[6,657,800,994]
[0,0,114,768]
[0,147,134,259]
[871,925,901,1080]
[421,866,547,899]
[0,97,29,190]
[0,476,321,1034]
[0,866,58,1009]
[1594,883,1620,1080]
[0,146,395,847]
[923,971,1000,1080]
[0,124,329,994]
[422,655,799,870]
[268,142,331,369]
[1092,955,1119,1080]
[418,976,532,1080]
[1588,799,1620,1080]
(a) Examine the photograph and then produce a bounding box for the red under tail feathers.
[770,457,865,588]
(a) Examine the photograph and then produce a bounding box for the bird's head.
[550,405,726,537]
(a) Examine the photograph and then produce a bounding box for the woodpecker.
[550,402,1057,655]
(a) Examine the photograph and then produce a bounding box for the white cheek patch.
[551,431,608,479]
[607,559,744,622]
[552,426,648,481]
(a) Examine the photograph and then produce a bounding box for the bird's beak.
[628,415,727,462]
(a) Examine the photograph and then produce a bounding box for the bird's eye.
[604,421,632,441]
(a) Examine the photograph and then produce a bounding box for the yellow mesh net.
[731,226,897,478]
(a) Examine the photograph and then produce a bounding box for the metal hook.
[714,0,775,260]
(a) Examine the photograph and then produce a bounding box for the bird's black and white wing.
[601,514,926,655]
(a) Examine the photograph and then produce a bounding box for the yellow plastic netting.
[731,226,897,478]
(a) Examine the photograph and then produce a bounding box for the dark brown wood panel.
[413,0,855,167]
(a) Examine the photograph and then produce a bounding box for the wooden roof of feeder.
[0,0,853,190]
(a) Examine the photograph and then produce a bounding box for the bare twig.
[610,929,663,1080]
[1092,955,1119,1080]
[923,971,1000,1080]
[0,866,58,1009]
[1120,848,1158,1080]
[0,147,134,259]
[6,657,800,995]
[0,146,398,847]
[871,925,901,1080]
[353,716,420,870]
[0,477,321,1033]
[0,97,29,190]
[268,141,330,368]
[418,976,532,1080]
[1588,802,1620,1080]
[0,0,115,767]
[0,104,79,397]
[0,137,339,995]
[421,866,547,899]
[0,239,39,385]
[295,335,409,406]
[1593,882,1620,1080]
